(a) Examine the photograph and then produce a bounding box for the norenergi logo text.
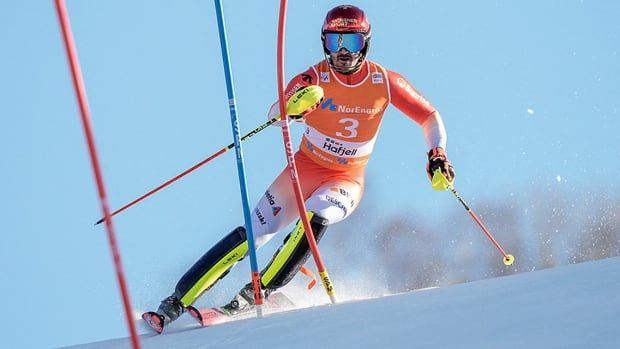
[321,98,382,114]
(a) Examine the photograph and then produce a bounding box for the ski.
[187,292,295,327]
[141,311,165,334]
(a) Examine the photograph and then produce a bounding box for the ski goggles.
[323,33,366,53]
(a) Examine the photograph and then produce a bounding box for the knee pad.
[260,212,329,291]
[175,226,248,306]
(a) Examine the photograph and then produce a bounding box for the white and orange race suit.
[250,59,447,247]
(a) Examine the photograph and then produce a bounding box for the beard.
[329,51,364,74]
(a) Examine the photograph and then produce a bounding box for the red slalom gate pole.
[55,1,141,348]
[276,1,336,303]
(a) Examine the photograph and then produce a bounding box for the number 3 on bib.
[336,118,359,138]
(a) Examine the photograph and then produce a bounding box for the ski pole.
[432,169,515,266]
[55,1,141,348]
[214,0,265,317]
[94,85,322,225]
[94,116,278,225]
[276,0,337,303]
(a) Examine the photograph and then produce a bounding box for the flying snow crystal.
[527,108,535,115]
[556,175,562,182]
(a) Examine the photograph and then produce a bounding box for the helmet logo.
[329,18,358,27]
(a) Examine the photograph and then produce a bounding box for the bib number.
[336,118,359,139]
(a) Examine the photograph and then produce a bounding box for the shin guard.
[175,226,248,306]
[260,213,328,292]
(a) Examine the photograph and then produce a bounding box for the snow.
[64,256,620,349]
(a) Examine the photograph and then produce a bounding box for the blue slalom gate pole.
[214,0,264,316]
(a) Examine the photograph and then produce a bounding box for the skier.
[147,4,455,331]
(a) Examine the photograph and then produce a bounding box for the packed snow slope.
[65,256,620,349]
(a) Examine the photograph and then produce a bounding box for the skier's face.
[329,48,363,74]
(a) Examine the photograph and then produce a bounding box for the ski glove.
[426,147,455,182]
[289,95,323,121]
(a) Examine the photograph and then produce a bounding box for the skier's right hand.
[426,147,455,182]
[289,94,323,121]
[267,85,324,124]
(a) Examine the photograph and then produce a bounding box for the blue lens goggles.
[324,33,366,53]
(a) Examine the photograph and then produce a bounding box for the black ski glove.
[426,147,455,182]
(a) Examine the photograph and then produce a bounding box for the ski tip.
[142,311,164,334]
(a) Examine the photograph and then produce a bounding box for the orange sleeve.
[267,67,319,121]
[388,70,437,125]
[282,67,319,100]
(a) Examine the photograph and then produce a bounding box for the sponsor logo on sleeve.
[371,72,384,84]
[320,72,330,83]
[285,83,304,99]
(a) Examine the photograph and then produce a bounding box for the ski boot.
[219,283,260,316]
[142,295,185,334]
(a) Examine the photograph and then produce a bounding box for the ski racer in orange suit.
[145,4,455,332]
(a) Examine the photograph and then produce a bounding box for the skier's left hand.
[426,147,455,182]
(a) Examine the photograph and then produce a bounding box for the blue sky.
[2,1,619,347]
